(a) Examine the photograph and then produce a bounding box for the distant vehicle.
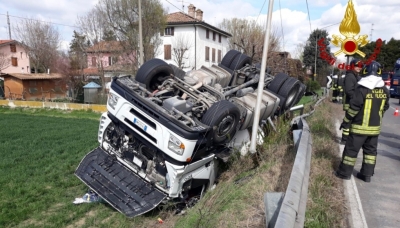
[389,58,400,101]
[382,72,391,89]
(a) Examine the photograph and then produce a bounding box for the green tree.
[303,29,331,84]
[357,38,400,71]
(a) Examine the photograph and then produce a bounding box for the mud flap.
[75,147,166,217]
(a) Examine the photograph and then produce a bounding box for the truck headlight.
[168,134,185,155]
[108,93,119,110]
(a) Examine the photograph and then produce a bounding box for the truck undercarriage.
[75,50,306,217]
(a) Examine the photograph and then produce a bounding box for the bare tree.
[0,52,11,73]
[293,42,306,62]
[13,19,61,73]
[218,18,281,63]
[81,0,167,65]
[172,34,193,69]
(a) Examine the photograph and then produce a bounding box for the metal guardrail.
[264,90,327,228]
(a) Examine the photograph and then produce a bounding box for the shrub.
[306,80,321,92]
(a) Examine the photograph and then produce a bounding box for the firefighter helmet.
[350,58,363,69]
[361,61,382,77]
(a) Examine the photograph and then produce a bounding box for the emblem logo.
[331,0,368,57]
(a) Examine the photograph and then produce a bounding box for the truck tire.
[293,83,306,105]
[168,64,186,80]
[135,59,174,92]
[278,77,300,110]
[230,54,252,71]
[220,50,241,68]
[201,100,240,144]
[268,73,289,94]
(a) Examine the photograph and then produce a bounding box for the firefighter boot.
[356,172,371,182]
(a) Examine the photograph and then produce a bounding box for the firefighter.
[341,59,363,143]
[334,61,389,182]
[331,75,339,103]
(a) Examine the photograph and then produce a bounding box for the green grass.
[0,107,162,228]
[297,89,324,106]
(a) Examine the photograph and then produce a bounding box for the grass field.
[0,99,346,227]
[0,107,170,228]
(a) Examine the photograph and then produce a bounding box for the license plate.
[133,118,147,131]
[133,156,143,167]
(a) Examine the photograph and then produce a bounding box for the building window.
[91,57,96,67]
[212,48,215,62]
[27,66,29,73]
[206,29,209,39]
[165,27,174,36]
[218,50,222,63]
[213,32,216,41]
[11,57,18,66]
[10,44,16,52]
[219,34,221,43]
[205,46,209,61]
[164,45,171,60]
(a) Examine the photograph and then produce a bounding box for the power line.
[305,0,312,32]
[255,0,267,24]
[164,0,185,14]
[0,13,80,29]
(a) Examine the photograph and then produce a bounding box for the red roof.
[167,12,200,23]
[2,73,64,80]
[165,12,231,37]
[86,41,124,53]
[0,40,15,46]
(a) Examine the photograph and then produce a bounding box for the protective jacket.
[343,76,389,135]
[343,71,361,111]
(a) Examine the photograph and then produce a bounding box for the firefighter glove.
[339,121,350,130]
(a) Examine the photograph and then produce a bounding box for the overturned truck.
[75,50,306,217]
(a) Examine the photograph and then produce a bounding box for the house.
[83,41,135,82]
[2,73,66,101]
[0,40,30,74]
[156,4,231,71]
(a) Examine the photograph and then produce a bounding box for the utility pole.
[138,0,144,66]
[370,23,374,41]
[249,0,274,153]
[7,11,11,39]
[314,34,317,81]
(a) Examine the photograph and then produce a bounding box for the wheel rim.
[217,115,235,137]
[285,85,300,108]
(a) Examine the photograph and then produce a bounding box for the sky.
[0,0,399,63]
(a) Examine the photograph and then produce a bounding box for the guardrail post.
[264,192,284,228]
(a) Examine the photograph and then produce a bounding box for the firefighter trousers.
[337,134,378,178]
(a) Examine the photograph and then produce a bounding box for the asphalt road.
[353,98,400,228]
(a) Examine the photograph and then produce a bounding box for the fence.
[264,92,327,228]
[0,100,107,113]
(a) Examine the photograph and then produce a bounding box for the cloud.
[0,0,399,63]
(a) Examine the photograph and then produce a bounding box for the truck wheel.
[135,59,174,92]
[278,77,300,110]
[230,54,252,71]
[220,50,241,68]
[293,83,306,105]
[268,73,289,94]
[201,100,240,144]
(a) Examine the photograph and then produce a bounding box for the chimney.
[188,4,195,18]
[47,69,50,74]
[195,9,203,21]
